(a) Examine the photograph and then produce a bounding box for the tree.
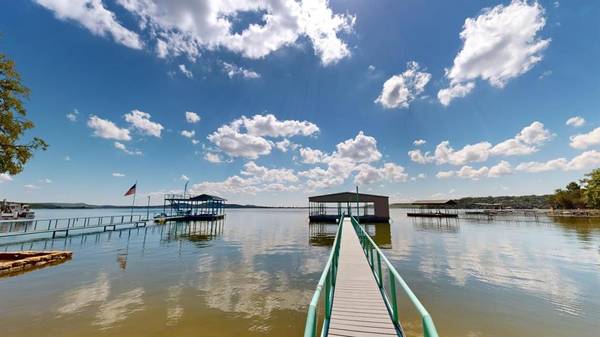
[550,181,586,209]
[1,51,47,175]
[583,168,600,209]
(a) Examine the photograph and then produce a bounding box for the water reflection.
[308,222,392,248]
[161,219,224,244]
[411,216,460,233]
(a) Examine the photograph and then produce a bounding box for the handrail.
[350,216,440,337]
[303,215,344,337]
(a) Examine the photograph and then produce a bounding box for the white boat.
[0,200,35,220]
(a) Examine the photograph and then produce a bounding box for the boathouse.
[407,199,458,218]
[162,194,226,221]
[308,192,389,223]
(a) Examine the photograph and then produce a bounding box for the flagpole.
[130,181,137,221]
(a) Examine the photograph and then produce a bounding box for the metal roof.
[165,194,226,201]
[308,192,388,203]
[411,199,457,206]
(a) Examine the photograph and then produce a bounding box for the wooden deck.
[328,218,398,337]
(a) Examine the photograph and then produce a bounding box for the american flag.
[124,183,136,196]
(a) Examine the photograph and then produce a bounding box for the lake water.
[1,208,599,337]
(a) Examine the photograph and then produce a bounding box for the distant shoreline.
[23,203,307,210]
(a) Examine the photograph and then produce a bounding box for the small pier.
[0,214,148,239]
[157,194,226,222]
[304,215,439,337]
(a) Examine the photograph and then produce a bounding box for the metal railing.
[0,214,147,237]
[351,216,440,337]
[303,215,343,337]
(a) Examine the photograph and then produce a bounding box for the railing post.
[325,272,331,319]
[377,253,382,287]
[389,272,399,324]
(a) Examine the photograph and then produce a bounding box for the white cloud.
[180,174,189,181]
[112,172,125,177]
[24,184,41,190]
[0,173,13,183]
[178,64,193,78]
[124,109,164,138]
[66,108,79,122]
[335,131,382,163]
[39,178,52,184]
[566,116,585,128]
[411,121,552,165]
[111,0,354,65]
[569,127,600,149]
[204,152,223,163]
[207,114,318,159]
[114,141,142,155]
[87,115,131,141]
[181,130,195,138]
[241,161,298,183]
[516,151,600,172]
[438,0,549,105]
[36,0,143,49]
[242,114,319,138]
[413,139,426,146]
[375,61,431,109]
[368,65,376,72]
[185,111,200,124]
[274,139,296,152]
[222,62,260,79]
[299,147,325,164]
[436,161,512,180]
[437,82,475,106]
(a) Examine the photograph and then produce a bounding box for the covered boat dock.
[407,199,458,218]
[308,192,389,223]
[159,194,226,222]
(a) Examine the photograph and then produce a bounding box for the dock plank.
[328,218,398,337]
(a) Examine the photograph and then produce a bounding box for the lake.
[1,208,599,337]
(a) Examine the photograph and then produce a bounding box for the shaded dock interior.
[308,192,390,223]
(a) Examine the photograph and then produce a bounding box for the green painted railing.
[303,215,344,337]
[350,216,440,337]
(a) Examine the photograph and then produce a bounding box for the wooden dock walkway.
[328,218,398,337]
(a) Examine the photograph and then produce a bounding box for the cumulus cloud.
[178,64,193,78]
[87,115,131,141]
[124,109,164,138]
[410,121,553,165]
[566,116,585,128]
[35,0,143,49]
[180,130,195,138]
[516,151,600,172]
[185,111,200,123]
[413,139,426,146]
[299,147,325,164]
[438,1,549,105]
[436,161,513,180]
[204,152,223,163]
[222,62,260,79]
[375,61,431,109]
[45,0,354,65]
[207,114,318,159]
[569,127,600,149]
[112,172,125,177]
[354,162,408,185]
[335,131,382,163]
[241,161,298,183]
[274,139,297,152]
[114,141,142,155]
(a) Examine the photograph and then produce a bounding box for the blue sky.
[1,0,599,206]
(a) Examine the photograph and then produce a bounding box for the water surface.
[1,208,599,337]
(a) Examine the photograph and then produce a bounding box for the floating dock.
[0,251,72,277]
[157,193,226,222]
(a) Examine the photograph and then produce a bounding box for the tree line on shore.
[550,168,600,209]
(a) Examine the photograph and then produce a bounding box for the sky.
[1,0,599,206]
